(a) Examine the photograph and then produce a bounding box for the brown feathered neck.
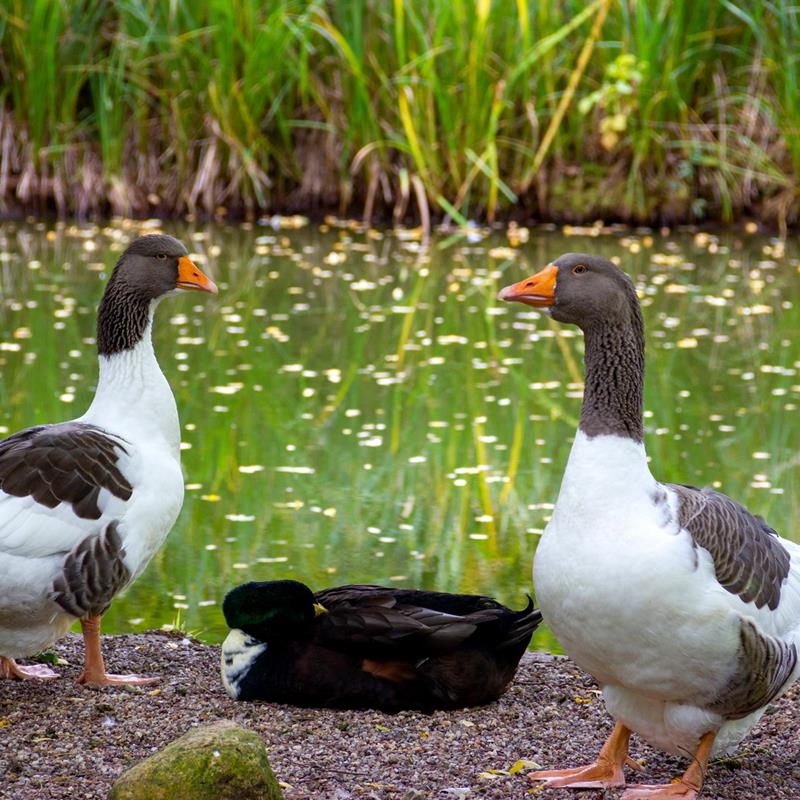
[578,289,645,442]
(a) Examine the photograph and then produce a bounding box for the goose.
[498,253,800,799]
[221,580,541,712]
[0,234,217,685]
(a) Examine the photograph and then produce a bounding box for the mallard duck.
[221,580,540,712]
[498,253,800,799]
[0,234,217,685]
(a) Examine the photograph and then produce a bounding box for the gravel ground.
[1,632,799,799]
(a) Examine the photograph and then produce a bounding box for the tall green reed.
[1,0,799,224]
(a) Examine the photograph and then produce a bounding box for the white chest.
[81,319,182,458]
[533,433,735,695]
[113,440,184,578]
[78,326,184,574]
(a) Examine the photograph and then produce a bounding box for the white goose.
[499,253,800,799]
[0,234,217,685]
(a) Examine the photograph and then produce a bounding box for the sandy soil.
[1,632,798,799]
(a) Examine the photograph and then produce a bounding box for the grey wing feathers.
[0,422,132,520]
[709,616,798,719]
[668,483,790,610]
[51,521,130,618]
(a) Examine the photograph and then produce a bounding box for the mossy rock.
[109,720,282,800]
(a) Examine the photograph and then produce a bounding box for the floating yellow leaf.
[509,759,541,774]
[488,247,517,259]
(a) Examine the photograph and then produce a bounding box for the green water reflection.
[1,221,799,654]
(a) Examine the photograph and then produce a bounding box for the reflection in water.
[0,220,798,653]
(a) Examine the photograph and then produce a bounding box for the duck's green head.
[222,580,322,641]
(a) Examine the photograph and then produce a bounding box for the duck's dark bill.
[176,256,219,294]
[497,264,557,306]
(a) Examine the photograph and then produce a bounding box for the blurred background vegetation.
[0,0,799,227]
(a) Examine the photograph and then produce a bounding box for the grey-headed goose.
[499,254,800,800]
[0,234,216,685]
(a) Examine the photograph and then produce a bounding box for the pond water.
[1,219,798,653]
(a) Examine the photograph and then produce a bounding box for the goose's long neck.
[82,294,180,456]
[579,311,645,443]
[554,306,653,518]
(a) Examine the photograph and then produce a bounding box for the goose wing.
[666,483,800,717]
[666,483,790,611]
[0,422,132,559]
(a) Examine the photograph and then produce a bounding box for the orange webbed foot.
[77,670,159,687]
[529,721,631,788]
[529,761,626,788]
[620,730,715,800]
[0,657,59,681]
[77,614,158,687]
[621,782,699,800]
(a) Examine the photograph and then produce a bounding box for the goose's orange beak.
[497,264,557,307]
[176,256,218,294]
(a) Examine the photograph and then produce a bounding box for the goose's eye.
[156,253,168,261]
[572,264,587,275]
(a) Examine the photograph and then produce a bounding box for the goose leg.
[529,721,630,788]
[620,730,715,800]
[0,656,59,680]
[76,615,158,686]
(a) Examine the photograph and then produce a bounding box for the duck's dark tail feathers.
[499,596,542,649]
[417,596,542,710]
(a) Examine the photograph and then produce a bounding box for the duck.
[0,234,217,685]
[220,579,541,712]
[498,253,800,799]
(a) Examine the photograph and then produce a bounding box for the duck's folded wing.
[316,602,480,660]
[0,422,132,558]
[314,584,398,609]
[315,585,508,615]
[666,483,791,611]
